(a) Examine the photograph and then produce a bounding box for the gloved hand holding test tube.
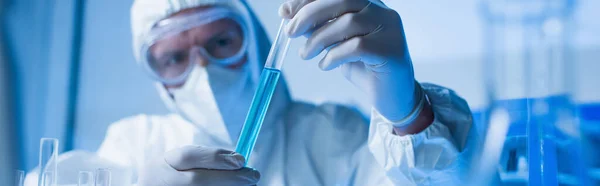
[235,19,291,161]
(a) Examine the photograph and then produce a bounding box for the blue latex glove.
[280,0,418,123]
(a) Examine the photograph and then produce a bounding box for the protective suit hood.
[131,0,291,143]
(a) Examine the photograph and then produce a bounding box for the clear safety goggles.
[140,7,249,85]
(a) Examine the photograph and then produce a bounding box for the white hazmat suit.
[26,0,474,185]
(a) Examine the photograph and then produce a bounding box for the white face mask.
[206,64,255,138]
[168,65,254,142]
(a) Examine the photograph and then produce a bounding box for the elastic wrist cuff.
[390,81,427,127]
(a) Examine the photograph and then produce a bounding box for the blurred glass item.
[38,138,58,186]
[580,109,600,185]
[40,172,55,186]
[470,108,511,185]
[479,0,584,185]
[94,168,111,186]
[15,170,24,186]
[78,171,94,186]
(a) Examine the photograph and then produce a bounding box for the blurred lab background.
[0,0,598,184]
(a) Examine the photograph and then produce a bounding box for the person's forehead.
[157,5,244,33]
[169,5,218,19]
[151,18,242,53]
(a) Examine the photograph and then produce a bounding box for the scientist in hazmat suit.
[26,0,474,185]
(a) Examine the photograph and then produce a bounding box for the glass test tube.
[38,138,58,186]
[15,170,25,186]
[78,171,94,186]
[94,168,111,186]
[40,172,55,186]
[235,19,292,160]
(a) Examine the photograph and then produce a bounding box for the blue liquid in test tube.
[235,19,291,161]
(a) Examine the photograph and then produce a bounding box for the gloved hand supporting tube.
[138,145,260,186]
